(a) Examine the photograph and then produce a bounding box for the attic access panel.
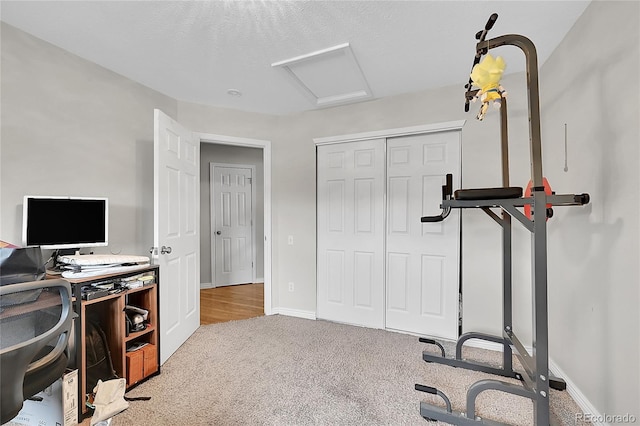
[272,43,373,108]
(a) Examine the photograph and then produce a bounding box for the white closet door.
[385,131,461,340]
[317,139,385,328]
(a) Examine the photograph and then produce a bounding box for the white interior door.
[317,139,386,328]
[154,109,200,364]
[385,131,461,339]
[211,164,254,286]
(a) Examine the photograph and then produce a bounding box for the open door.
[154,109,200,364]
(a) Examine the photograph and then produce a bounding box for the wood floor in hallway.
[200,282,264,325]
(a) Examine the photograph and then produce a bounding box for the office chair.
[0,279,73,424]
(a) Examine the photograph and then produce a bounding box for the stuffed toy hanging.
[470,54,507,120]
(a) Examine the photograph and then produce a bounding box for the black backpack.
[85,319,118,393]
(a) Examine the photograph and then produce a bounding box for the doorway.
[197,133,272,317]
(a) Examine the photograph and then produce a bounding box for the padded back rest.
[0,279,72,424]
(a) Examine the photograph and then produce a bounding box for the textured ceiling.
[0,1,590,115]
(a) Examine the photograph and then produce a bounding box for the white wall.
[0,22,177,256]
[540,1,639,418]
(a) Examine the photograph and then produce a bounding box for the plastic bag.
[90,379,129,426]
[0,247,45,285]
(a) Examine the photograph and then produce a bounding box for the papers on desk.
[57,254,149,266]
[57,254,150,279]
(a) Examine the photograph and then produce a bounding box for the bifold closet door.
[317,139,385,328]
[385,132,461,340]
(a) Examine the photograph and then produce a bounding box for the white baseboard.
[270,307,316,320]
[549,358,605,426]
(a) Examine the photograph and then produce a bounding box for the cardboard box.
[125,350,144,385]
[141,344,157,377]
[62,369,79,426]
[7,369,78,426]
[126,343,157,386]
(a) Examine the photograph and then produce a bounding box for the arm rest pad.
[454,187,523,200]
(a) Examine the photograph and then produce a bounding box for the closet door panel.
[420,254,445,315]
[387,252,410,311]
[386,131,461,340]
[353,251,374,308]
[388,177,411,234]
[317,140,385,328]
[326,250,345,303]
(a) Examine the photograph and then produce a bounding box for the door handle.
[160,246,172,254]
[216,231,221,235]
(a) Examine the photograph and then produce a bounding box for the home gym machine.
[414,14,590,425]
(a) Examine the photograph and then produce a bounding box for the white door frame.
[210,162,257,287]
[195,132,273,315]
[313,121,466,146]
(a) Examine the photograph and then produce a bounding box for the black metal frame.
[415,14,589,425]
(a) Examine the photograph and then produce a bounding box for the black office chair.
[0,279,73,424]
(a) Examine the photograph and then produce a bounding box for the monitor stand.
[56,248,78,256]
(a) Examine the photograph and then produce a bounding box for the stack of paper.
[57,255,150,278]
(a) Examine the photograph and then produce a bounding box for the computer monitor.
[22,196,108,250]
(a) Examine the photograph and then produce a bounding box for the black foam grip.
[419,337,436,344]
[486,13,498,30]
[421,215,444,223]
[415,384,438,394]
[577,194,590,205]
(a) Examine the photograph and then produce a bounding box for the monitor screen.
[22,196,108,249]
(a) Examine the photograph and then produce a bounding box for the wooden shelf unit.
[60,264,160,417]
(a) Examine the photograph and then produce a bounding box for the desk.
[59,265,160,418]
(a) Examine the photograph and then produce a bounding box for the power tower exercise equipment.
[414,14,590,425]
